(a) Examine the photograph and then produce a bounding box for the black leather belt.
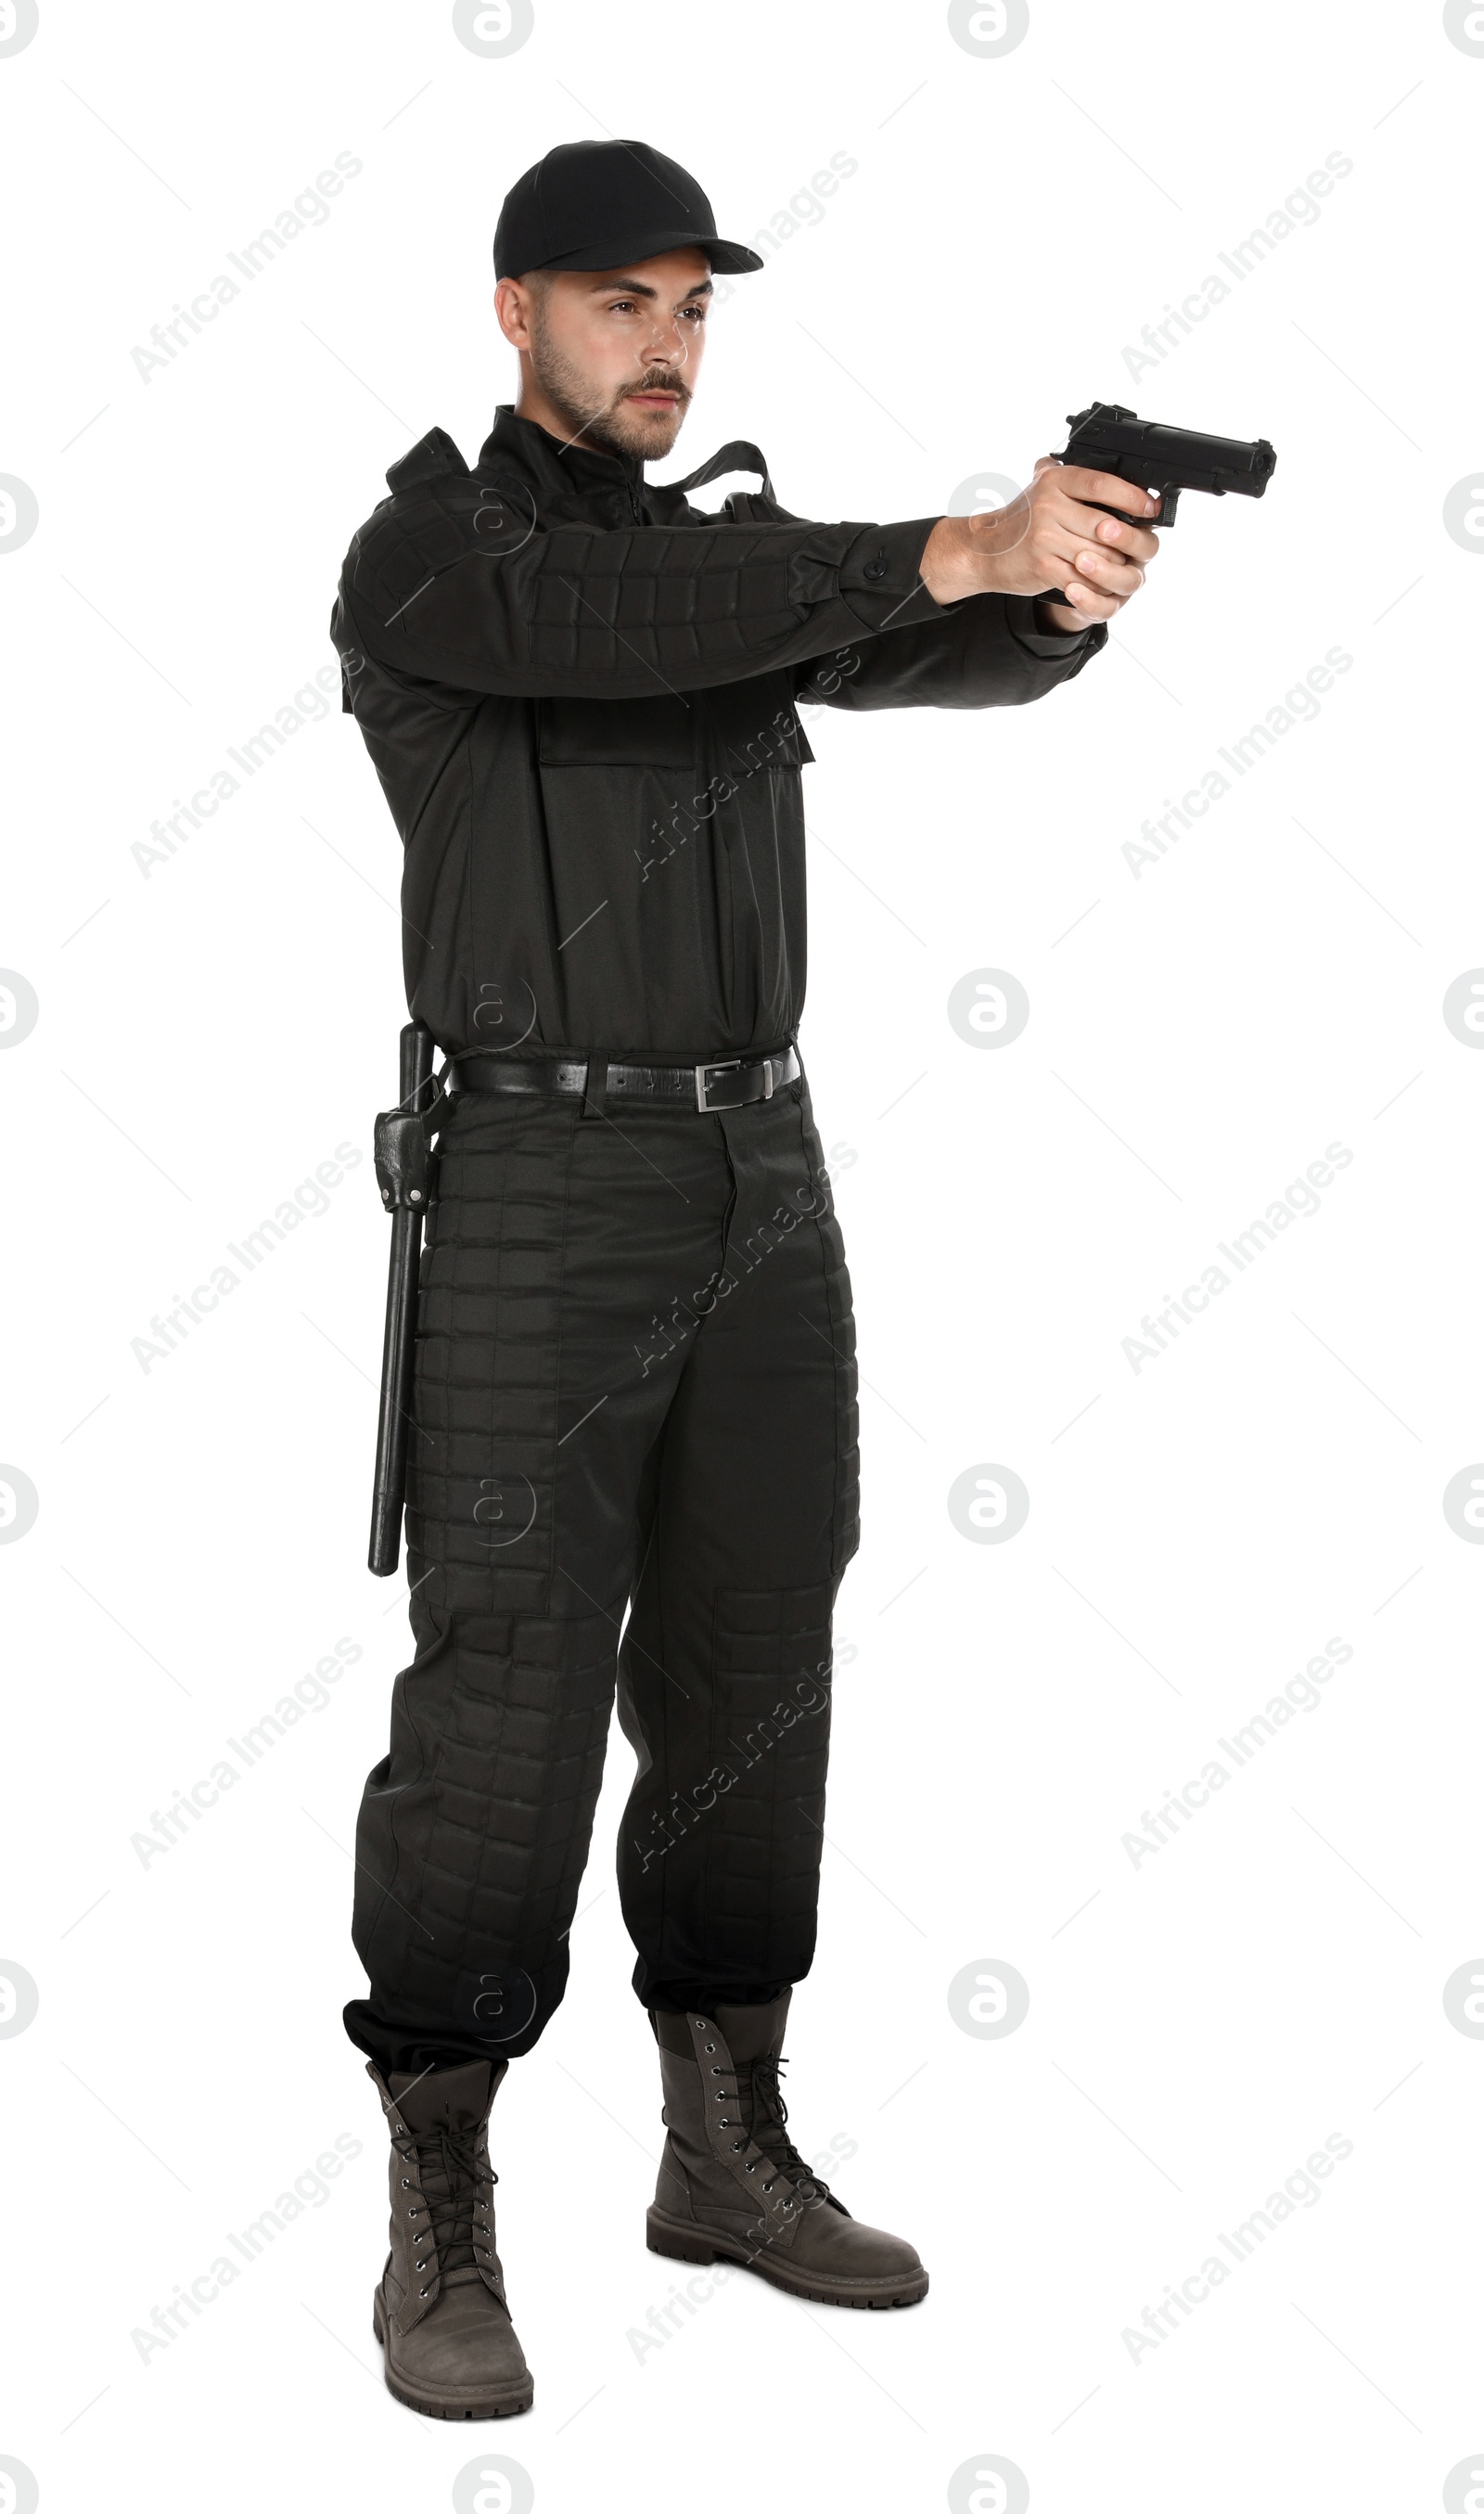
[449,1045,800,1116]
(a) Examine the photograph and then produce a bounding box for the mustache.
[620,367,691,406]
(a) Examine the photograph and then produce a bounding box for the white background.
[2,2,1481,2508]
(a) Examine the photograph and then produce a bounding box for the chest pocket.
[535,693,695,769]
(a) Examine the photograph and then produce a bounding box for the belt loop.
[580,1053,608,1121]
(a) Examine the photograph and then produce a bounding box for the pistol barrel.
[1058,401,1276,500]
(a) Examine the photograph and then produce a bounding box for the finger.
[1049,579,1123,622]
[1034,510,1146,594]
[1057,466,1162,519]
[1043,492,1159,565]
[1068,545,1146,598]
[1039,541,1145,616]
[1033,545,1121,614]
[1087,510,1160,563]
[1034,472,1158,554]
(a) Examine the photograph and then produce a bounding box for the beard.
[527,319,691,462]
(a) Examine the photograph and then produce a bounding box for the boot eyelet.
[703,2042,715,2053]
[401,2177,411,2187]
[418,2286,429,2298]
[746,2161,756,2173]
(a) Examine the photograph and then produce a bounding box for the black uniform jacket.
[330,406,1107,1061]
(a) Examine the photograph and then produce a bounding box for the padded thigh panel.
[707,1587,833,1902]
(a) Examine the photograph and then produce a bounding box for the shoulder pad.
[385,428,470,495]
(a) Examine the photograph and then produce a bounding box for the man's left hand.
[1029,455,1159,634]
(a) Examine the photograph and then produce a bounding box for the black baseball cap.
[494,139,763,279]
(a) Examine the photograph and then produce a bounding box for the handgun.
[1040,400,1276,596]
[1055,400,1277,522]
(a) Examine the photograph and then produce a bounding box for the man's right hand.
[919,459,1162,622]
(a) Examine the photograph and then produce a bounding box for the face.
[495,248,712,461]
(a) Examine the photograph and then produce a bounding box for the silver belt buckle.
[695,1055,776,1113]
[695,1057,740,1113]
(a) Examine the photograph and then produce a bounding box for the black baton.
[368,1020,436,1576]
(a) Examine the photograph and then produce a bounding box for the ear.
[494,277,533,352]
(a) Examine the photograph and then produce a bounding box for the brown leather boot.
[646,1994,928,2308]
[367,2059,533,2418]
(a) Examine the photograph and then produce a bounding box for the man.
[331,137,1155,2420]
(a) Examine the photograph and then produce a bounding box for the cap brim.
[526,227,764,276]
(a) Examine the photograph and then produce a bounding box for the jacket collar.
[472,404,755,529]
[477,404,645,503]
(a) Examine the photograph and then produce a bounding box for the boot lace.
[393,2119,497,2290]
[729,2055,835,2207]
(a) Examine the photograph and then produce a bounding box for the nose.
[642,314,687,368]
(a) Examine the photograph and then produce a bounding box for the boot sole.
[646,2206,928,2309]
[372,2289,534,2418]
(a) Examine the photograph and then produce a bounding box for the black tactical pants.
[343,1069,859,2072]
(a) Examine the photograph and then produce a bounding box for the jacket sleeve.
[795,592,1107,712]
[335,475,954,701]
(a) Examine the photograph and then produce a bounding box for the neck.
[512,374,589,448]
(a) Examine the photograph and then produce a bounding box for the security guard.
[331,137,1154,2418]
